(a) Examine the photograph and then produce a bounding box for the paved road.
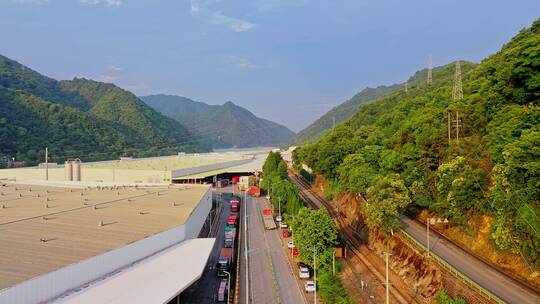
[399,216,540,304]
[240,195,304,304]
[179,190,233,304]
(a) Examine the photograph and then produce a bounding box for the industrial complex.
[0,149,271,304]
[0,150,269,184]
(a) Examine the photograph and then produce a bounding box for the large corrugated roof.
[54,238,216,304]
[0,183,209,290]
[83,153,250,171]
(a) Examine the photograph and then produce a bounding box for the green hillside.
[141,94,296,148]
[291,85,400,145]
[294,20,540,267]
[0,55,206,166]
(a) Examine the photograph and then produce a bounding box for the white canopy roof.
[54,238,215,304]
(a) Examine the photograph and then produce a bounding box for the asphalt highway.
[399,216,540,304]
[240,195,304,304]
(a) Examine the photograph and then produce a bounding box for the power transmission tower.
[333,116,336,129]
[404,81,408,93]
[427,55,433,86]
[453,61,463,101]
[448,61,463,146]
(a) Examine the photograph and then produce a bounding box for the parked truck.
[230,200,239,212]
[217,247,234,277]
[224,227,237,247]
[262,206,277,230]
[216,279,228,304]
[248,186,261,197]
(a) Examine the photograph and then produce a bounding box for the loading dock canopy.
[54,238,216,304]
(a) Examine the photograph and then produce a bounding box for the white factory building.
[0,182,215,304]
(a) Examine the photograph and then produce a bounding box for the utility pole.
[243,189,250,304]
[45,147,48,181]
[427,55,433,86]
[312,247,318,304]
[278,196,281,228]
[455,111,460,144]
[384,251,392,304]
[447,112,451,144]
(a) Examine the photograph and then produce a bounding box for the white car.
[287,241,295,249]
[304,280,316,292]
[299,266,310,279]
[275,215,282,222]
[279,222,288,228]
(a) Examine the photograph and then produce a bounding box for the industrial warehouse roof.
[54,238,216,304]
[177,152,268,179]
[83,153,251,171]
[0,183,210,290]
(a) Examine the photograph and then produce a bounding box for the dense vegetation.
[141,94,296,148]
[261,151,304,216]
[0,55,206,166]
[290,85,400,146]
[293,20,540,267]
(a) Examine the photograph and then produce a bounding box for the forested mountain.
[291,85,400,145]
[141,94,296,148]
[294,19,540,268]
[0,55,206,166]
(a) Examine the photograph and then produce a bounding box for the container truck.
[248,186,261,197]
[217,247,234,277]
[224,225,237,247]
[230,200,239,212]
[227,216,238,227]
[216,279,228,304]
[262,206,277,230]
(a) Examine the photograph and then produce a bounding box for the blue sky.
[1,0,538,131]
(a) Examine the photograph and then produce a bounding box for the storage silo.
[72,159,82,181]
[65,161,73,181]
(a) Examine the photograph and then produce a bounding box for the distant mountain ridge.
[141,94,296,148]
[290,61,478,146]
[0,54,206,165]
[290,85,400,145]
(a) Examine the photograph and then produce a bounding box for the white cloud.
[80,0,122,6]
[211,11,256,32]
[106,64,123,71]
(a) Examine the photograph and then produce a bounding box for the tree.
[291,207,339,268]
[277,160,288,180]
[365,174,411,233]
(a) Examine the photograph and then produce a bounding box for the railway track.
[289,174,413,304]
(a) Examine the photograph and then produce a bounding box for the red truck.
[217,247,234,277]
[227,216,238,227]
[231,176,240,184]
[230,200,239,212]
[248,186,261,197]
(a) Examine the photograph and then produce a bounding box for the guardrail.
[399,229,505,304]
